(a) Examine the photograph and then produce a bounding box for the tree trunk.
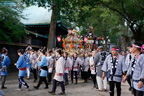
[47,1,58,49]
[104,39,108,51]
[122,35,127,51]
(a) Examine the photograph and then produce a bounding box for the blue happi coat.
[25,53,31,68]
[16,55,27,77]
[39,55,48,77]
[1,54,10,76]
[127,53,144,91]
[102,54,127,82]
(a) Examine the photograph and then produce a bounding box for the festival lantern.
[57,36,61,42]
[84,37,88,43]
[101,37,104,41]
[68,29,72,35]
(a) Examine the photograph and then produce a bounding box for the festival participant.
[0,48,10,89]
[123,42,144,96]
[49,50,65,95]
[89,51,98,89]
[94,46,108,91]
[25,49,31,79]
[81,52,90,83]
[125,46,135,91]
[46,50,54,84]
[63,52,72,85]
[33,50,48,89]
[30,49,38,82]
[102,46,127,96]
[121,51,126,61]
[14,49,29,91]
[71,52,83,84]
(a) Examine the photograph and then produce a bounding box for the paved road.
[1,72,132,96]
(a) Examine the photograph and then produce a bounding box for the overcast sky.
[21,5,52,24]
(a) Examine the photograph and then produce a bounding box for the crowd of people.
[0,41,144,96]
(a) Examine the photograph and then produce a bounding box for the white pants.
[96,76,107,90]
[26,68,31,77]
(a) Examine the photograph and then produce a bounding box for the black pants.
[52,79,65,92]
[71,70,78,83]
[32,69,37,80]
[91,74,97,87]
[83,71,88,81]
[1,76,6,88]
[48,73,52,83]
[18,77,29,89]
[109,81,121,96]
[36,76,48,88]
[127,75,131,88]
[133,88,144,96]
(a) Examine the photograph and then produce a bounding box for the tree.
[98,0,144,42]
[0,1,27,42]
[23,0,80,49]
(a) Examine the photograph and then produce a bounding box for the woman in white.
[49,50,65,95]
[89,51,98,88]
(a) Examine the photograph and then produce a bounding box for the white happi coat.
[47,56,55,73]
[82,57,90,72]
[89,56,96,74]
[102,54,127,82]
[30,53,37,69]
[54,57,65,81]
[64,57,73,73]
[73,57,83,71]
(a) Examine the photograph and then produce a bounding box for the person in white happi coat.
[81,52,90,83]
[63,52,72,85]
[102,46,127,96]
[30,49,38,82]
[71,53,83,84]
[123,42,144,96]
[47,54,55,84]
[89,51,98,89]
[49,50,66,95]
[46,50,55,84]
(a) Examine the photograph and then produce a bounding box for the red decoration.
[78,35,80,38]
[84,37,88,43]
[101,37,104,40]
[57,36,61,42]
[68,29,72,35]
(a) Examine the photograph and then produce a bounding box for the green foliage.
[0,1,26,42]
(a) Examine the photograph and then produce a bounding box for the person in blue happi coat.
[25,49,31,79]
[14,49,29,91]
[123,42,144,96]
[33,50,48,89]
[0,47,10,89]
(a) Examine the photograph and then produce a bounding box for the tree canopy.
[0,1,27,42]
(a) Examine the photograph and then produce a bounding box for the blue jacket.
[1,54,10,76]
[39,55,48,77]
[16,55,26,77]
[25,53,31,68]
